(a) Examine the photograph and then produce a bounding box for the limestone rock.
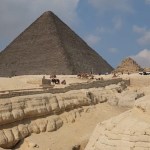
[0,83,127,127]
[0,115,63,149]
[118,90,144,107]
[107,95,119,106]
[0,82,127,149]
[0,107,90,149]
[134,95,150,114]
[85,95,150,150]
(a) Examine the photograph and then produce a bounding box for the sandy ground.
[0,75,89,91]
[0,74,121,91]
[15,103,127,150]
[0,73,150,150]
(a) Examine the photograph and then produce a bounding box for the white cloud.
[145,0,150,4]
[133,25,150,45]
[133,25,146,34]
[88,0,133,13]
[85,34,101,46]
[0,0,80,49]
[138,32,150,45]
[113,17,123,30]
[96,27,113,34]
[108,48,118,53]
[95,17,123,35]
[131,49,150,67]
[30,0,79,25]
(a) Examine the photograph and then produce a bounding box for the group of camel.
[77,73,94,79]
[77,73,104,80]
[42,75,66,85]
[42,72,108,86]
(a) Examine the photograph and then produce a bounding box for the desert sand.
[15,103,126,150]
[0,73,150,150]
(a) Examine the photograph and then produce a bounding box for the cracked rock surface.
[0,81,144,149]
[85,95,150,150]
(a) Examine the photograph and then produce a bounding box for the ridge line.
[51,13,74,74]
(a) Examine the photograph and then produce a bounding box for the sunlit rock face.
[85,95,150,150]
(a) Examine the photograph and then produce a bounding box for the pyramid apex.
[126,57,133,60]
[42,11,54,16]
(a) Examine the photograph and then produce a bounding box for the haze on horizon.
[0,0,150,68]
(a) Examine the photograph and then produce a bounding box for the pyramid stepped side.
[114,57,143,73]
[0,12,71,76]
[54,14,113,74]
[0,11,113,76]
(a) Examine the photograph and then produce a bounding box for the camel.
[51,78,60,84]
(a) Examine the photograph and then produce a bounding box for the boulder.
[85,95,150,150]
[118,90,144,107]
[0,82,128,149]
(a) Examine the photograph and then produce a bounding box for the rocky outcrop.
[0,115,63,149]
[117,90,144,107]
[0,108,88,149]
[85,95,150,150]
[0,81,144,149]
[0,92,90,126]
[0,82,129,149]
[89,82,144,108]
[0,82,129,127]
[114,57,143,73]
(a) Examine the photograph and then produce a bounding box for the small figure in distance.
[42,76,45,84]
[90,75,94,79]
[112,73,117,78]
[77,73,81,78]
[61,80,66,85]
[50,74,56,78]
[96,77,104,81]
[55,79,60,84]
[51,78,60,84]
[72,145,80,150]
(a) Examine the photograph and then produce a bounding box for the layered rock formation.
[0,81,131,149]
[85,94,150,150]
[114,57,143,73]
[0,11,113,77]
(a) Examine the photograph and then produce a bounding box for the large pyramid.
[0,11,113,76]
[114,57,143,73]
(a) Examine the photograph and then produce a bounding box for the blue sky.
[0,0,150,68]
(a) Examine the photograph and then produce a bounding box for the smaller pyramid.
[114,57,143,73]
